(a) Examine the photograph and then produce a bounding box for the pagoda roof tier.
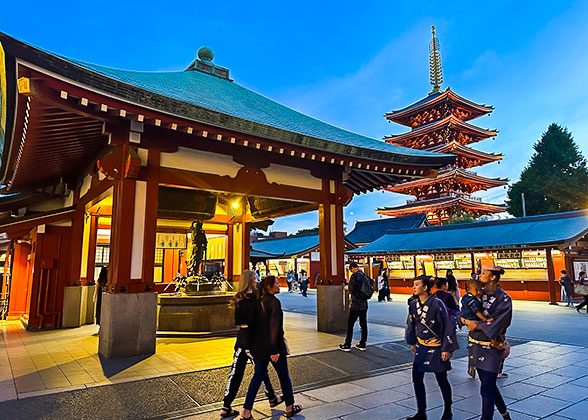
[376,196,507,220]
[386,168,508,195]
[384,116,497,149]
[385,88,494,127]
[428,141,503,168]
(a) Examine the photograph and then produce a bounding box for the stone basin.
[157,292,235,332]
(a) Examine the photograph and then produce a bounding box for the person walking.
[382,269,392,301]
[559,270,573,307]
[434,277,460,327]
[220,271,282,418]
[240,276,302,419]
[286,270,294,293]
[406,275,458,420]
[300,270,309,297]
[575,271,588,313]
[93,267,108,326]
[462,266,513,420]
[339,262,373,352]
[446,269,460,306]
[377,270,387,302]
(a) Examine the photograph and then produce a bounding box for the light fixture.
[232,201,239,209]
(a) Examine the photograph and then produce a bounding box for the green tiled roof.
[64,57,451,162]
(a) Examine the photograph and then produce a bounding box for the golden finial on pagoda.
[429,25,443,94]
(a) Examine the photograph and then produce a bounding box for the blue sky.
[3,1,588,233]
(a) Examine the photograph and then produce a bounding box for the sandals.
[284,404,303,418]
[220,407,239,418]
[269,395,284,408]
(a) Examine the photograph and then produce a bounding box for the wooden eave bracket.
[97,146,141,180]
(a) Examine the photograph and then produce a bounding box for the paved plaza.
[0,292,587,419]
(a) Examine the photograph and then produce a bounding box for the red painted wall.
[26,226,72,329]
[7,242,32,319]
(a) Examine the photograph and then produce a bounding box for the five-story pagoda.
[377,27,507,225]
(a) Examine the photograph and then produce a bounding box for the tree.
[444,210,478,225]
[295,221,348,235]
[506,124,588,217]
[296,227,319,235]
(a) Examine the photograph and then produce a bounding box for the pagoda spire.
[429,26,443,94]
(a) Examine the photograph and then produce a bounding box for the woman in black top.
[220,271,281,418]
[240,276,302,419]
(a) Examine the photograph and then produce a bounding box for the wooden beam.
[156,167,323,203]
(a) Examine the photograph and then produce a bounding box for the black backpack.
[358,272,375,300]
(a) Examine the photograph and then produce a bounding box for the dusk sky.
[4,1,588,234]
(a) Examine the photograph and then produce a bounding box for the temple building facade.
[377,27,507,224]
[0,32,453,358]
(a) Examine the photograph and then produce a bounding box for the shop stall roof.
[252,233,355,258]
[345,213,428,245]
[347,210,588,255]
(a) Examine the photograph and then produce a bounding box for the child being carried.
[461,279,493,323]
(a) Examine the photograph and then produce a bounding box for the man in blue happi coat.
[406,275,458,420]
[462,265,513,420]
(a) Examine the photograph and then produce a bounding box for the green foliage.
[506,123,588,217]
[444,210,478,225]
[295,221,348,235]
[296,227,319,234]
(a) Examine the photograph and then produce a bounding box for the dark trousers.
[244,350,293,410]
[412,365,452,413]
[96,290,103,325]
[577,295,588,311]
[287,281,292,292]
[478,368,507,419]
[344,308,367,347]
[223,348,275,409]
[378,289,386,302]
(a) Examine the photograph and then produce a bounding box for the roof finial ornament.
[429,25,443,94]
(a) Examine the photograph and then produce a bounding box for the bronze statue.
[189,220,208,276]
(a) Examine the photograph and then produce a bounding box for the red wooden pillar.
[470,252,476,274]
[69,188,85,286]
[86,215,98,285]
[109,177,136,291]
[141,150,159,286]
[317,178,348,332]
[225,222,234,281]
[546,248,558,305]
[413,255,418,278]
[241,200,251,273]
[98,141,157,359]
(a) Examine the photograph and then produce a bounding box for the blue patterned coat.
[406,294,459,373]
[467,287,512,373]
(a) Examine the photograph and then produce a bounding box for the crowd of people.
[217,262,588,419]
[339,263,514,420]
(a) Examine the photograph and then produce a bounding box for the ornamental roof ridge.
[383,116,498,143]
[384,88,494,119]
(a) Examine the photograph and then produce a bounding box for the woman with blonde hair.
[240,276,302,419]
[220,271,282,418]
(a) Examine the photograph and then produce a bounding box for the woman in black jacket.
[240,276,302,419]
[220,271,282,418]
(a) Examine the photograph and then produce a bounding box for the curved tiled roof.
[348,210,588,255]
[251,234,320,258]
[346,214,428,245]
[62,58,452,163]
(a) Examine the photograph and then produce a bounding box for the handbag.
[574,284,588,295]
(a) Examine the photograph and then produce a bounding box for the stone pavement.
[0,311,404,401]
[177,340,588,420]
